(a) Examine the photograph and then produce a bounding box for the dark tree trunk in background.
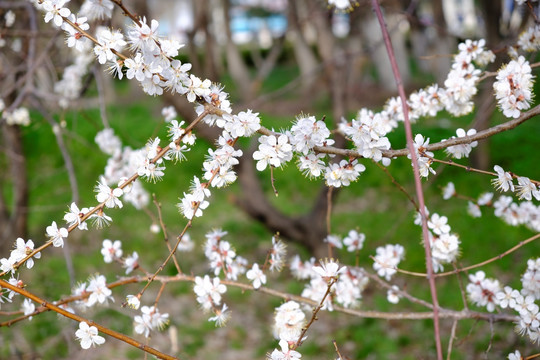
[287,0,319,92]
[0,124,29,252]
[200,0,220,81]
[222,0,253,101]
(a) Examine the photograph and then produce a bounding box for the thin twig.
[326,186,334,258]
[429,156,540,186]
[93,66,110,128]
[370,1,442,358]
[333,340,345,360]
[152,194,182,274]
[110,0,142,25]
[270,165,279,196]
[374,161,418,210]
[446,319,458,360]
[526,0,540,23]
[153,282,167,307]
[135,136,234,299]
[452,261,469,311]
[293,278,337,350]
[397,233,540,278]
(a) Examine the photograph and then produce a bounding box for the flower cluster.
[2,107,31,126]
[95,129,121,156]
[522,258,540,299]
[0,238,40,274]
[466,271,501,312]
[95,177,124,208]
[268,339,302,360]
[444,128,478,159]
[487,259,540,343]
[493,56,534,118]
[273,301,306,341]
[425,213,461,272]
[253,134,293,171]
[270,301,306,359]
[301,259,367,311]
[343,230,365,252]
[46,221,69,248]
[340,108,393,163]
[447,174,540,232]
[324,159,366,187]
[268,236,287,272]
[409,134,436,178]
[193,275,229,325]
[246,263,266,289]
[518,24,540,52]
[203,229,247,280]
[372,244,405,280]
[100,239,122,263]
[387,285,402,304]
[71,273,113,309]
[96,129,150,210]
[134,305,169,337]
[443,39,492,116]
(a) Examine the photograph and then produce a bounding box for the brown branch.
[298,103,540,159]
[154,274,518,322]
[0,278,178,360]
[293,277,338,350]
[110,0,142,25]
[1,276,139,327]
[333,340,346,360]
[2,271,518,332]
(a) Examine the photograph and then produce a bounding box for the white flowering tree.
[0,0,540,359]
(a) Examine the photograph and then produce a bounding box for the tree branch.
[371,1,442,358]
[0,278,178,360]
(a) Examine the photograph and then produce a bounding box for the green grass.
[3,62,540,359]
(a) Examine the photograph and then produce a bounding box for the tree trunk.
[287,0,319,92]
[0,124,29,251]
[221,0,253,101]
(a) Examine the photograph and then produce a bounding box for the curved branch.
[1,273,517,327]
[396,233,540,278]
